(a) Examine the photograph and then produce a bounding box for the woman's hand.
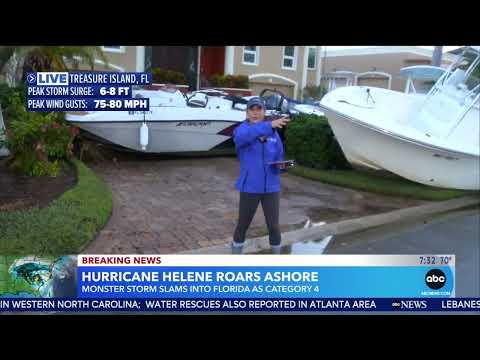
[271,116,290,129]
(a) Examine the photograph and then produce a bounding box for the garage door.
[357,76,390,89]
[250,81,295,98]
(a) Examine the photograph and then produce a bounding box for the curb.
[177,195,480,254]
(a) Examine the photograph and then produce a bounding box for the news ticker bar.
[25,71,151,111]
[1,298,479,312]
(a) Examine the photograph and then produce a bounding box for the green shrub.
[208,74,249,89]
[0,83,27,125]
[4,105,77,176]
[302,84,327,100]
[285,114,351,170]
[151,68,187,84]
[230,75,249,89]
[209,74,228,87]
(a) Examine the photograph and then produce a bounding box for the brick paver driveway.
[85,155,426,253]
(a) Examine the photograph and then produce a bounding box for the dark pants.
[233,192,281,246]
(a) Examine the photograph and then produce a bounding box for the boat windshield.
[429,46,480,102]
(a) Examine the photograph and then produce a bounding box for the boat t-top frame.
[421,46,480,137]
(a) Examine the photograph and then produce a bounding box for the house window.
[101,46,126,54]
[307,47,316,70]
[243,46,258,65]
[282,46,297,70]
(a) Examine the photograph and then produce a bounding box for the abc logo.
[425,269,446,289]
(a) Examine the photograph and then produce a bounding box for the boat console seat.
[187,93,208,107]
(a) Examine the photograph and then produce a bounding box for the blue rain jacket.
[233,120,285,193]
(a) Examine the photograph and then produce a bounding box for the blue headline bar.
[78,266,455,298]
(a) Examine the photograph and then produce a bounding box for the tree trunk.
[431,46,443,67]
[3,52,18,87]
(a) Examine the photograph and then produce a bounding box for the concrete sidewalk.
[180,195,480,254]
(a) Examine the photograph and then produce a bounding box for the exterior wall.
[320,52,453,92]
[307,68,317,87]
[233,46,303,81]
[306,46,320,87]
[74,46,139,72]
[100,46,138,71]
[356,76,389,89]
[249,82,295,98]
[232,46,309,98]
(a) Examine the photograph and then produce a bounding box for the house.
[85,46,322,99]
[320,46,459,93]
[74,46,145,74]
[218,46,323,99]
[82,46,460,98]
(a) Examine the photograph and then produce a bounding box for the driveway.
[85,154,427,253]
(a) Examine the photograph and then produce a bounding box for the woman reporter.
[231,97,290,254]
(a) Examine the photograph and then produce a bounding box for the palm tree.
[431,46,443,67]
[0,46,109,86]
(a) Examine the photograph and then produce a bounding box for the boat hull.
[69,120,239,153]
[323,108,479,190]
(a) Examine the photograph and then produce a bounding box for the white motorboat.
[319,46,480,190]
[66,90,246,153]
[66,88,322,154]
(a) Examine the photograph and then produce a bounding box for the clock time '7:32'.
[419,256,453,265]
[94,99,149,110]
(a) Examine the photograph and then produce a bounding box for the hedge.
[151,68,187,85]
[284,113,351,170]
[208,74,249,89]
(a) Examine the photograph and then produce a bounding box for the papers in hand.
[268,160,295,167]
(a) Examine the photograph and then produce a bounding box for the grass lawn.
[0,159,112,255]
[288,165,473,201]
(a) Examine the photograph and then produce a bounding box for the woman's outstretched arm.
[233,121,274,149]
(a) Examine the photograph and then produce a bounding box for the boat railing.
[425,47,479,96]
[421,48,480,117]
[446,91,480,138]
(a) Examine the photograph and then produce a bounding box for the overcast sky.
[325,46,461,52]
